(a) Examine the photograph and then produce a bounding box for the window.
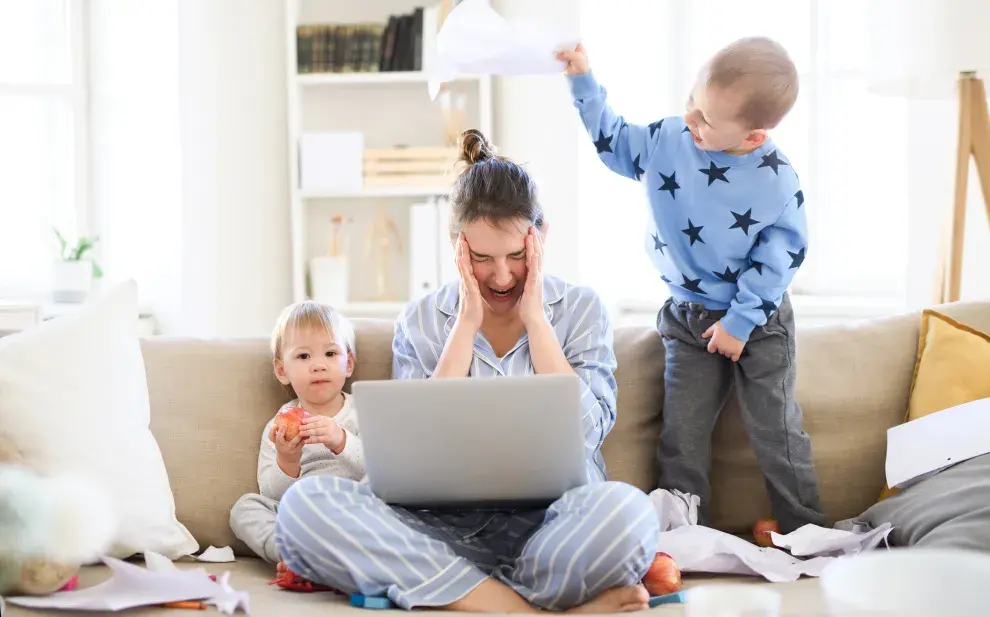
[578,0,909,307]
[0,0,88,297]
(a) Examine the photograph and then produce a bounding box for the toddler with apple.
[230,300,364,575]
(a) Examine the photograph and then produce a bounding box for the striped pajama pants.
[272,476,659,610]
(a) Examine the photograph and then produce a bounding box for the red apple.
[753,518,781,547]
[274,406,310,441]
[642,551,681,596]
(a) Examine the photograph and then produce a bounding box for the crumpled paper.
[5,553,250,614]
[649,488,893,582]
[197,545,237,563]
[428,0,578,99]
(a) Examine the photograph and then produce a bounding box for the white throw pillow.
[0,280,198,559]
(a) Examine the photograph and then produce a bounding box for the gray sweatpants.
[656,294,827,533]
[230,493,282,563]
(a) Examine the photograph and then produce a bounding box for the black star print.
[729,208,761,236]
[632,154,645,181]
[661,275,672,284]
[593,130,614,154]
[760,299,777,319]
[682,219,705,246]
[713,267,741,284]
[754,232,764,248]
[649,119,664,138]
[699,161,730,186]
[682,126,691,133]
[658,172,680,199]
[651,232,667,254]
[680,275,706,295]
[788,247,806,269]
[758,150,789,175]
[795,190,805,208]
[751,260,764,275]
[577,98,584,104]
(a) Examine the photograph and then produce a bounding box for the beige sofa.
[9,300,990,616]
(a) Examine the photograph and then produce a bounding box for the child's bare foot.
[276,561,287,577]
[567,585,650,613]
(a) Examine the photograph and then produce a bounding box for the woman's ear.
[539,218,550,243]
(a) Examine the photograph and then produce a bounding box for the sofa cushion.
[907,309,990,422]
[0,280,198,560]
[601,325,665,492]
[141,318,394,556]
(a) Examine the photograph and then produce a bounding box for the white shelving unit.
[285,0,493,319]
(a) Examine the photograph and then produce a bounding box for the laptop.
[351,373,588,509]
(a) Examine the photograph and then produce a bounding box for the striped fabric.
[392,274,619,482]
[272,274,658,609]
[273,477,658,609]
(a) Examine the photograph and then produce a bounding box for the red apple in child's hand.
[273,406,310,441]
[753,518,781,547]
[642,552,681,596]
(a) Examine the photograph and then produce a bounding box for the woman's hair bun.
[458,129,494,166]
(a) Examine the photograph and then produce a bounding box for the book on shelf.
[297,2,452,75]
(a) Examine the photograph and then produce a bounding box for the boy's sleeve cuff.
[721,311,756,343]
[567,72,602,100]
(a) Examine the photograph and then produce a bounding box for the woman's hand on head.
[455,233,485,333]
[520,227,547,329]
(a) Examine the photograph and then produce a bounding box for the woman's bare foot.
[567,585,650,614]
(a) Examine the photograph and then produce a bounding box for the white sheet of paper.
[657,525,835,582]
[650,488,699,531]
[5,556,249,614]
[886,397,990,489]
[198,545,237,563]
[428,0,578,99]
[770,523,893,557]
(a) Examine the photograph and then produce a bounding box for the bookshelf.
[285,0,491,318]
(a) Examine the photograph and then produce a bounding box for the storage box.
[363,146,458,188]
[300,132,364,193]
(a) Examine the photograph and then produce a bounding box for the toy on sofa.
[0,436,115,597]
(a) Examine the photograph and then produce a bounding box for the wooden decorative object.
[363,146,459,188]
[935,72,990,304]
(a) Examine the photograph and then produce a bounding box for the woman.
[273,130,659,613]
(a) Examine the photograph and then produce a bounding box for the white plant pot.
[309,256,349,307]
[52,260,94,303]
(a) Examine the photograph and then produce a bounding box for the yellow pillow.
[879,309,990,501]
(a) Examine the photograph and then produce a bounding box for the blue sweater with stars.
[568,72,808,342]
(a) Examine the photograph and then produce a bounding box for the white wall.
[175,0,291,336]
[89,0,184,331]
[906,99,990,309]
[491,0,582,284]
[90,0,292,336]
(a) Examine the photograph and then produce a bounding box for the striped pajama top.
[391,274,619,482]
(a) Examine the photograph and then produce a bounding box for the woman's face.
[460,217,537,317]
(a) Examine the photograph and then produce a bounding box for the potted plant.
[52,228,103,303]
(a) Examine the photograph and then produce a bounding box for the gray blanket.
[845,454,990,552]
